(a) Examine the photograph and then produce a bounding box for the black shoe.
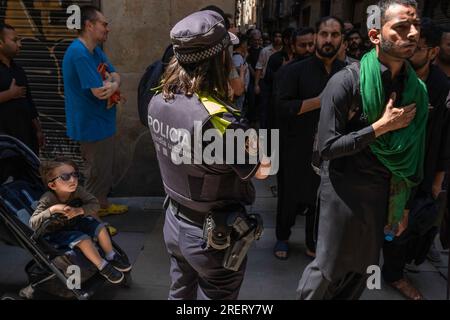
[100,263,124,284]
[109,254,132,272]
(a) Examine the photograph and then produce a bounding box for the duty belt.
[168,199,206,228]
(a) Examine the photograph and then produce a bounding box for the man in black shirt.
[263,28,295,99]
[346,29,365,60]
[265,28,315,129]
[436,27,450,80]
[382,18,450,300]
[0,23,43,154]
[273,17,345,260]
[246,29,263,123]
[297,0,422,299]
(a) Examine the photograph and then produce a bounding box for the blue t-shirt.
[63,39,117,142]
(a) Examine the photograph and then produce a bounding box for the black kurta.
[420,65,450,194]
[277,55,345,207]
[315,62,412,281]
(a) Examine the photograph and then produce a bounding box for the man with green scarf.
[297,0,427,300]
[382,18,450,300]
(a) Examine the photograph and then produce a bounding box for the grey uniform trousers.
[163,204,246,300]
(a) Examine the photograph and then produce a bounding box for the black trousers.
[382,226,438,283]
[275,151,319,251]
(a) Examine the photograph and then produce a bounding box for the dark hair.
[40,157,79,186]
[441,26,450,37]
[298,27,315,37]
[282,27,296,40]
[200,5,230,30]
[233,33,248,50]
[0,23,15,41]
[79,5,101,34]
[291,27,315,44]
[161,51,232,102]
[315,16,344,34]
[272,30,282,38]
[345,29,362,41]
[378,0,418,24]
[419,18,442,48]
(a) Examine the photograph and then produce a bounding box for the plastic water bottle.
[384,223,398,242]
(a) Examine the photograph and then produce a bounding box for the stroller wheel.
[121,272,132,288]
[1,293,25,300]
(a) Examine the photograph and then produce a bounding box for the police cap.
[170,10,237,64]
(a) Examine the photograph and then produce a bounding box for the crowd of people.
[0,0,449,300]
[226,2,449,300]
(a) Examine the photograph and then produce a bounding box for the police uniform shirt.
[201,101,261,181]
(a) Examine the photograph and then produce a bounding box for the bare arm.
[432,171,446,199]
[0,79,26,103]
[230,77,245,97]
[254,156,271,180]
[298,97,321,115]
[91,72,121,100]
[110,72,121,88]
[0,89,13,103]
[254,69,262,95]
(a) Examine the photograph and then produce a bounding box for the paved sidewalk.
[1,177,448,299]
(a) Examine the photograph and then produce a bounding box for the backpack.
[311,62,361,175]
[137,60,164,127]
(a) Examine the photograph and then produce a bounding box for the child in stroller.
[30,157,132,284]
[0,135,131,299]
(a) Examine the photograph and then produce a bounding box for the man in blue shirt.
[63,5,127,218]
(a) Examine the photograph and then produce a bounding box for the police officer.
[148,10,271,300]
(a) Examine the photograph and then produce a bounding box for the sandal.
[98,204,129,217]
[106,225,118,237]
[273,240,289,260]
[389,278,424,300]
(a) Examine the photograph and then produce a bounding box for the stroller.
[0,135,131,300]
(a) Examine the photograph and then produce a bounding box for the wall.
[1,0,98,166]
[101,0,235,196]
[299,0,321,27]
[237,0,259,30]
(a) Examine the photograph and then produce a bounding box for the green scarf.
[360,49,428,226]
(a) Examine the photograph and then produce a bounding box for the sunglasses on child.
[49,171,80,183]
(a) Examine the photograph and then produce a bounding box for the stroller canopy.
[0,135,40,186]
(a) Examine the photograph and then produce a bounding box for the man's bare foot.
[390,278,424,300]
[305,248,316,258]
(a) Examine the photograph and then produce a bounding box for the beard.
[380,34,416,59]
[317,42,341,58]
[409,56,429,71]
[349,42,360,50]
[438,50,450,65]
